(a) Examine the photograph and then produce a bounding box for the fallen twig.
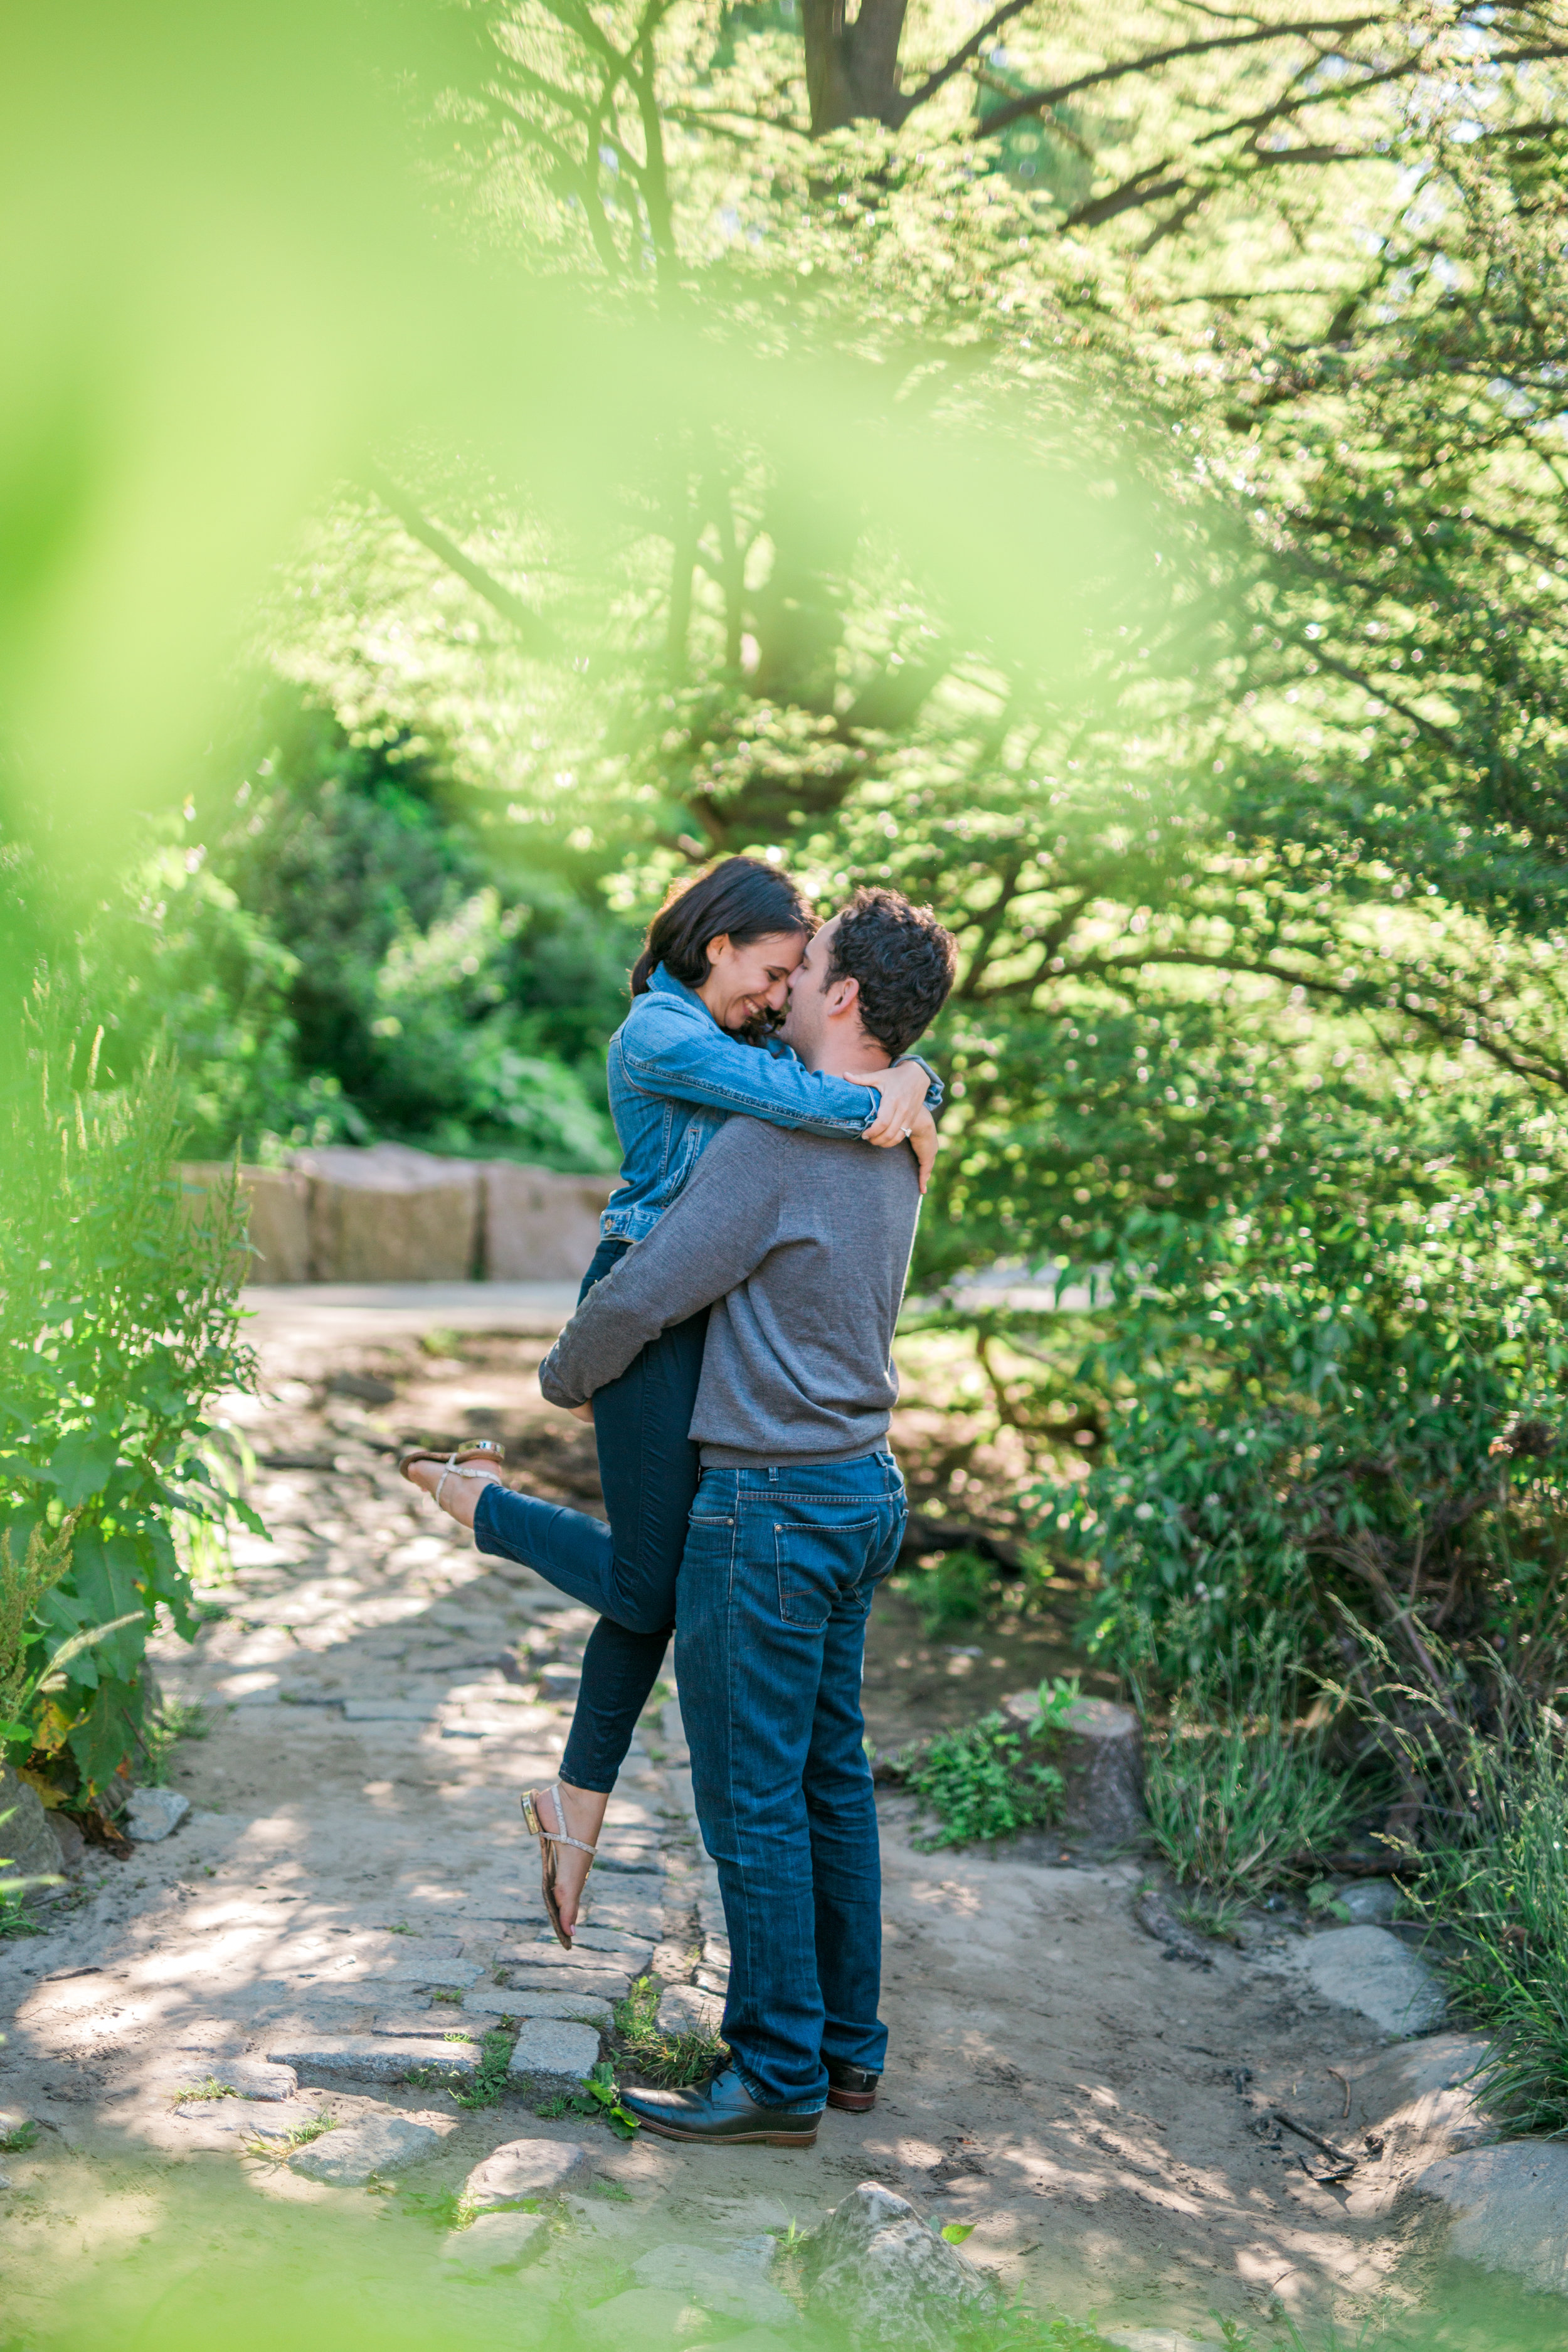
[1275,2108,1356,2167]
[1326,2066,1352,2119]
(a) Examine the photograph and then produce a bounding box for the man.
[536,886,956,2145]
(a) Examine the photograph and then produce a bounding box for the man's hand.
[852,1059,929,1148]
[569,1401,594,1424]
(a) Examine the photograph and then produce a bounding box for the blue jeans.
[472,1237,705,1793]
[676,1453,906,2114]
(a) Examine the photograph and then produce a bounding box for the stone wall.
[181,1146,617,1285]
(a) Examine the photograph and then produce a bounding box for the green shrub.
[1042,1128,1568,1695]
[0,997,257,1803]
[105,689,635,1168]
[900,1714,1065,1848]
[894,1547,998,1638]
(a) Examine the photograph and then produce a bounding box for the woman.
[398,856,938,1942]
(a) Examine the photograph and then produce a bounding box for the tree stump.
[1002,1690,1146,1851]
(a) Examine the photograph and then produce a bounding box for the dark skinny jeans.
[471,1236,706,1793]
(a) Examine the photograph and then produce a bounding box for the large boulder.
[1301,1926,1446,2037]
[482,1163,617,1281]
[1002,1690,1145,1848]
[180,1162,310,1284]
[1416,2142,1568,2297]
[294,1143,482,1282]
[805,2183,993,2352]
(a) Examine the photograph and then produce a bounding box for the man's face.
[780,911,841,1062]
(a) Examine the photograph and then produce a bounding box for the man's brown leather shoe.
[620,2067,821,2147]
[825,2059,880,2112]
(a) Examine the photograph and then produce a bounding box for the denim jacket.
[600,964,941,1244]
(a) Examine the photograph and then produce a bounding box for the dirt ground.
[0,1306,1512,2348]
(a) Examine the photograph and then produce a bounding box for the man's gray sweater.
[538,1116,921,1468]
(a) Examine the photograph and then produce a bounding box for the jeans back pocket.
[773,1512,882,1630]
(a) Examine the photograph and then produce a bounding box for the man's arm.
[539,1122,785,1407]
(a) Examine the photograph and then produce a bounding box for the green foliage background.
[9,0,1568,1794]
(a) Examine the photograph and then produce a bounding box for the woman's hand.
[908,1105,939,1194]
[852,1059,929,1148]
[569,1401,595,1424]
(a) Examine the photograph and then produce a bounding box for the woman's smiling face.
[697,928,808,1032]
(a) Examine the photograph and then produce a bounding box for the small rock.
[1303,1926,1446,2037]
[507,2019,601,2094]
[441,2211,549,2271]
[632,2244,795,2326]
[289,2113,443,2185]
[124,1788,191,1843]
[731,2234,780,2272]
[464,2137,593,2208]
[261,2034,479,2084]
[1332,1879,1402,1924]
[578,2289,709,2351]
[806,2183,993,2352]
[184,2058,298,2102]
[48,1814,87,1873]
[0,2169,11,2191]
[657,1984,724,2037]
[1416,2141,1568,2296]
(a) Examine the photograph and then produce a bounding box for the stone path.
[0,1308,1542,2351]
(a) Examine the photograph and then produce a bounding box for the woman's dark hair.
[630,856,813,996]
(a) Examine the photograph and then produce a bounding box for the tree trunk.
[801,0,909,133]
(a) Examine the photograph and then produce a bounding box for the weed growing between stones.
[0,2119,40,2153]
[534,2060,640,2139]
[1173,1889,1252,1946]
[612,1973,724,2086]
[445,2029,514,2110]
[169,2079,237,2105]
[891,1716,1066,1848]
[245,2114,332,2158]
[397,2188,496,2231]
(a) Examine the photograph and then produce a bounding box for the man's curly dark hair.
[826,887,957,1060]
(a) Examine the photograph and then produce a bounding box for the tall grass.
[1142,1656,1355,1895]
[1409,1711,1568,2134]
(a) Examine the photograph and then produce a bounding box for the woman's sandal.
[522,1782,598,1950]
[397,1439,506,1507]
